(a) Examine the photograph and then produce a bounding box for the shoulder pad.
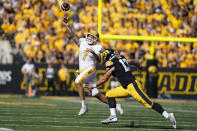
[105,61,114,68]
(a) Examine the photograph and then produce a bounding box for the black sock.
[152,102,164,114]
[108,97,116,108]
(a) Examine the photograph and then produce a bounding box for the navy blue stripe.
[133,81,152,106]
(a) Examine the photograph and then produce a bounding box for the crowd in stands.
[0,0,197,68]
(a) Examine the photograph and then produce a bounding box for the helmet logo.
[102,50,109,56]
[102,50,109,60]
[102,49,115,61]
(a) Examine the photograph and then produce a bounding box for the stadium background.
[0,0,197,99]
[0,0,197,131]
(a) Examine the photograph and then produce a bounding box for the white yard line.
[0,128,13,131]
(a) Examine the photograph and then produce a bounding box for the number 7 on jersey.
[82,50,89,61]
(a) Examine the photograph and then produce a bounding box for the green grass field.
[0,95,196,131]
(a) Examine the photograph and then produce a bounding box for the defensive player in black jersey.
[85,49,176,129]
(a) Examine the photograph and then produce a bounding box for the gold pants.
[106,80,153,109]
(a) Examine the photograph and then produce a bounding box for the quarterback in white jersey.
[78,38,103,70]
[75,37,104,85]
[63,17,123,116]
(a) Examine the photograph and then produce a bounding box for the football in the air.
[61,2,70,11]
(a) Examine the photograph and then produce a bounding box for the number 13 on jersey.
[119,58,130,72]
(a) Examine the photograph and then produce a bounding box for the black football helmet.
[102,49,116,61]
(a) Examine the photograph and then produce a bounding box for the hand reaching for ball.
[61,2,70,11]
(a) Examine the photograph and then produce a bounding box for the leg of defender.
[101,97,118,124]
[95,91,123,115]
[127,80,176,129]
[101,86,129,124]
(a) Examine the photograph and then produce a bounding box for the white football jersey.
[78,38,103,70]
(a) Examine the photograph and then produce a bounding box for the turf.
[0,96,196,131]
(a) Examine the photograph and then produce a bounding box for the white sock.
[162,111,169,119]
[110,108,116,116]
[81,100,86,108]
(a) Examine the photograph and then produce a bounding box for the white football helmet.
[86,31,99,45]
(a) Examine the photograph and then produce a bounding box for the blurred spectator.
[46,63,56,96]
[57,64,68,96]
[21,58,35,97]
[0,0,197,68]
[32,66,41,96]
[0,49,8,64]
[12,45,25,65]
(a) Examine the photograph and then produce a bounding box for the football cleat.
[78,107,88,116]
[116,104,123,115]
[167,113,176,129]
[101,115,118,124]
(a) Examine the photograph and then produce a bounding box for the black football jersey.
[105,56,135,89]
